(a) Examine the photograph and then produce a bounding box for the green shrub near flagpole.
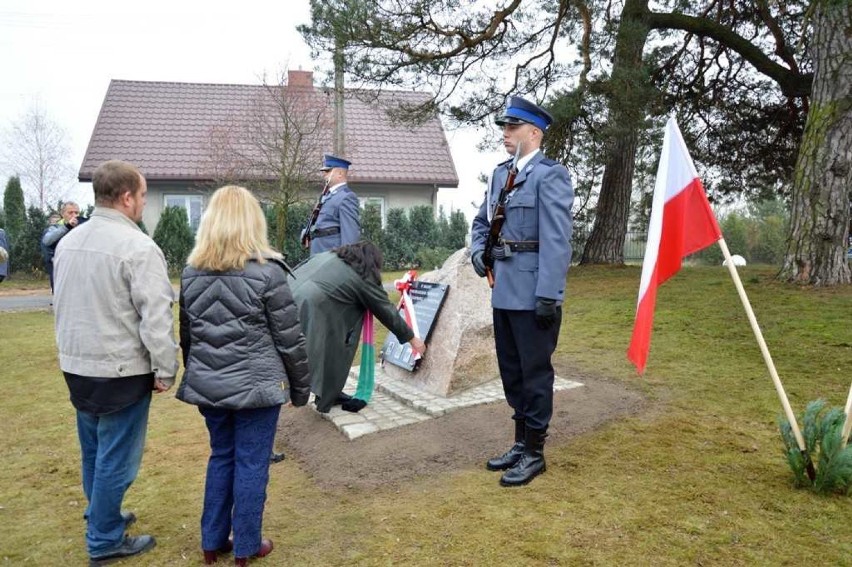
[779,399,852,494]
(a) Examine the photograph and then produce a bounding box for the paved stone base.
[313,364,584,440]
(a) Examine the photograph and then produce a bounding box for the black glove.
[490,244,512,261]
[471,249,487,277]
[534,298,559,330]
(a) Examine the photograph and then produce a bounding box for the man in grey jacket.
[53,160,178,566]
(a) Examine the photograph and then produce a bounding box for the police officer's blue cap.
[495,96,553,131]
[320,153,351,171]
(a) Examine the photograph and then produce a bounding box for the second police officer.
[302,153,361,256]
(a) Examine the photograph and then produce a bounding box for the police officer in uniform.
[302,154,361,256]
[470,96,574,487]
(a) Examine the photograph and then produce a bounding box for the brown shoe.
[203,539,234,564]
[234,538,273,566]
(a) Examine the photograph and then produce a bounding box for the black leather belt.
[502,240,539,252]
[311,226,340,238]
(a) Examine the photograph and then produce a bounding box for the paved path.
[0,293,52,312]
[316,364,583,440]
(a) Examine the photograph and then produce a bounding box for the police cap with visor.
[319,153,352,171]
[495,96,554,132]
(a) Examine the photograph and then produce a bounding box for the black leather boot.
[486,419,525,471]
[499,427,547,486]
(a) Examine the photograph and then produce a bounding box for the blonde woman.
[176,186,310,566]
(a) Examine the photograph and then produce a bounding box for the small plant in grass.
[778,400,852,495]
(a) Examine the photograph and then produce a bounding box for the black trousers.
[493,307,562,430]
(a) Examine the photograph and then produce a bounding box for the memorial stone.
[381,248,498,397]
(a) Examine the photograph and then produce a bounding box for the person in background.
[289,241,426,413]
[300,153,361,255]
[0,228,9,282]
[53,160,178,565]
[288,153,363,461]
[470,96,574,487]
[42,202,81,292]
[177,185,310,567]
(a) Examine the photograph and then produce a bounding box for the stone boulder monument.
[382,248,498,397]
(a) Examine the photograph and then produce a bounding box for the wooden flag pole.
[841,382,852,450]
[717,238,815,481]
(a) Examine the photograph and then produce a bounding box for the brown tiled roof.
[79,79,459,187]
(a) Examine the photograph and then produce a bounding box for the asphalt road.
[0,293,53,312]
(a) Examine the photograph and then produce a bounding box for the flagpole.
[717,237,816,481]
[841,382,852,450]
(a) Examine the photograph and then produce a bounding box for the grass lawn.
[1,265,850,565]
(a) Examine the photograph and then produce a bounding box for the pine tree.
[408,206,438,249]
[152,206,194,275]
[3,176,26,245]
[445,209,468,250]
[383,208,411,269]
[12,207,49,274]
[361,203,383,249]
[283,201,311,264]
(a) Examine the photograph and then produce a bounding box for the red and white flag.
[627,117,722,374]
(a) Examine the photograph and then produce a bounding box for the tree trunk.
[781,1,851,286]
[581,0,651,265]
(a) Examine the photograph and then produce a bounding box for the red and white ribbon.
[394,270,422,360]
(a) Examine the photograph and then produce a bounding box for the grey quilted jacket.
[176,258,310,410]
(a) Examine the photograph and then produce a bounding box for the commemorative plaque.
[381,281,449,371]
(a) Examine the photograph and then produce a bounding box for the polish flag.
[627,117,722,374]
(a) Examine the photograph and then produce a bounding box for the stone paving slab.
[314,364,584,440]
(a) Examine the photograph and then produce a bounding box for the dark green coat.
[289,252,414,412]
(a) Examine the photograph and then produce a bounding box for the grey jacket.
[177,258,310,410]
[53,207,178,382]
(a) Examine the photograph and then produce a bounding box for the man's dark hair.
[334,241,383,285]
[93,160,143,206]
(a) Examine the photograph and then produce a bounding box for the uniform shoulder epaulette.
[497,157,513,167]
[539,158,559,167]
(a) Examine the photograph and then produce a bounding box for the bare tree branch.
[1,101,76,210]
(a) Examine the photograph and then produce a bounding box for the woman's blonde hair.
[187,185,280,272]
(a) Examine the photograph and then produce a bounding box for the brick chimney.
[288,70,314,89]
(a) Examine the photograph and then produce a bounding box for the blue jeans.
[76,393,152,555]
[199,405,280,558]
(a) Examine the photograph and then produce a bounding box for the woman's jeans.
[76,392,151,555]
[199,405,281,558]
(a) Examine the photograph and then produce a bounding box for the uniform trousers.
[492,307,562,430]
[199,405,281,558]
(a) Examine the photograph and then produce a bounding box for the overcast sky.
[0,0,503,219]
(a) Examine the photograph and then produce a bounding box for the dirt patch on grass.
[0,287,49,297]
[275,370,645,490]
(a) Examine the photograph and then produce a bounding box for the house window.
[164,194,204,232]
[359,196,386,227]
